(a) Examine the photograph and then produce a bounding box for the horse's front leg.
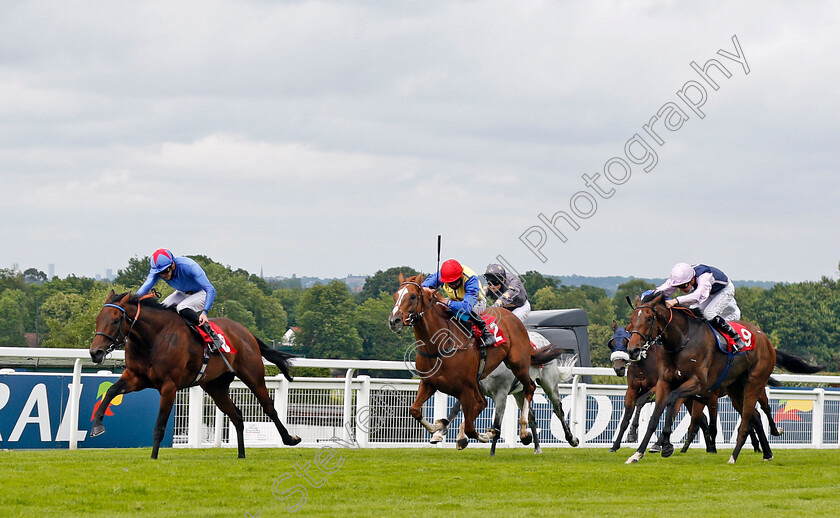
[409,380,438,434]
[150,381,178,460]
[431,399,461,444]
[626,380,671,464]
[657,379,702,458]
[611,389,638,451]
[91,370,146,437]
[627,389,652,443]
[484,393,507,456]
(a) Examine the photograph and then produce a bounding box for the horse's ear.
[612,320,618,331]
[105,289,115,302]
[119,293,130,306]
[634,295,641,305]
[398,272,405,283]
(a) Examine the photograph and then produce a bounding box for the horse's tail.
[767,375,782,387]
[257,338,296,381]
[555,354,578,383]
[531,343,565,366]
[775,349,823,374]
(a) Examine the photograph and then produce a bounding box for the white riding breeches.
[700,281,741,321]
[511,300,531,323]
[162,290,207,314]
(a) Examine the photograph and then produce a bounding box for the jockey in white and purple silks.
[136,248,223,351]
[422,259,496,348]
[655,262,745,351]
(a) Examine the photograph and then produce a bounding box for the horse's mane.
[640,290,661,304]
[109,292,176,312]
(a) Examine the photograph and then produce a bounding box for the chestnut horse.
[89,291,301,459]
[624,292,820,464]
[389,274,565,450]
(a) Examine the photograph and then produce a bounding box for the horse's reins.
[95,293,157,353]
[397,281,471,359]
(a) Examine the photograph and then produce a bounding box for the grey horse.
[430,332,580,455]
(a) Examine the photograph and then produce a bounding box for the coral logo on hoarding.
[774,400,813,422]
[90,382,123,421]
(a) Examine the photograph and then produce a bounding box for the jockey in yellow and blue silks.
[136,248,224,351]
[422,259,496,347]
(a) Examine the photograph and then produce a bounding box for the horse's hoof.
[90,424,105,437]
[648,444,661,454]
[661,444,674,458]
[476,433,490,443]
[285,436,302,446]
[534,447,542,455]
[772,429,783,437]
[569,438,579,448]
[430,432,445,444]
[609,447,618,453]
[763,454,774,462]
[456,438,469,450]
[707,446,717,454]
[625,452,643,464]
[680,446,690,454]
[521,432,532,446]
[627,432,637,443]
[727,456,736,464]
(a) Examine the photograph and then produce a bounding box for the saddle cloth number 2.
[488,321,502,343]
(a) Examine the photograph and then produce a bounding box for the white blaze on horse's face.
[392,286,409,318]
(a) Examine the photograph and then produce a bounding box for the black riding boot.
[468,311,496,348]
[179,308,223,352]
[711,315,744,352]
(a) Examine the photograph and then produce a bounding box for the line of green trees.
[1,258,838,370]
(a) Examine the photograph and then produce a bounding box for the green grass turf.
[1,446,839,517]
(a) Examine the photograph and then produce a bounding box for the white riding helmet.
[669,262,695,285]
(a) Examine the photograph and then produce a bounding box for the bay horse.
[624,292,820,464]
[89,291,301,459]
[608,322,774,455]
[388,274,565,451]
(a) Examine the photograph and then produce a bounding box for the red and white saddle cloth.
[472,314,508,346]
[711,321,756,354]
[195,322,237,354]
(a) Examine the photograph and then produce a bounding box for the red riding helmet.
[439,259,464,283]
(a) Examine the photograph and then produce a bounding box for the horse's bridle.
[396,281,438,327]
[628,303,674,359]
[94,293,155,353]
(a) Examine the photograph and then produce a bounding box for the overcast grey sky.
[2,1,838,283]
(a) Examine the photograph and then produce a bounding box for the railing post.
[275,375,290,446]
[187,386,204,448]
[214,407,223,448]
[813,388,825,448]
[357,375,371,447]
[574,382,587,444]
[501,394,517,447]
[342,368,356,442]
[68,359,82,450]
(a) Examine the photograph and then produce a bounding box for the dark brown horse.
[388,274,564,450]
[608,322,779,455]
[624,292,820,464]
[89,291,301,459]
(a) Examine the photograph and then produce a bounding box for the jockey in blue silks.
[422,259,496,348]
[136,248,223,351]
[655,262,745,351]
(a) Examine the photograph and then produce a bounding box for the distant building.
[48,264,55,280]
[344,274,368,293]
[282,327,301,346]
